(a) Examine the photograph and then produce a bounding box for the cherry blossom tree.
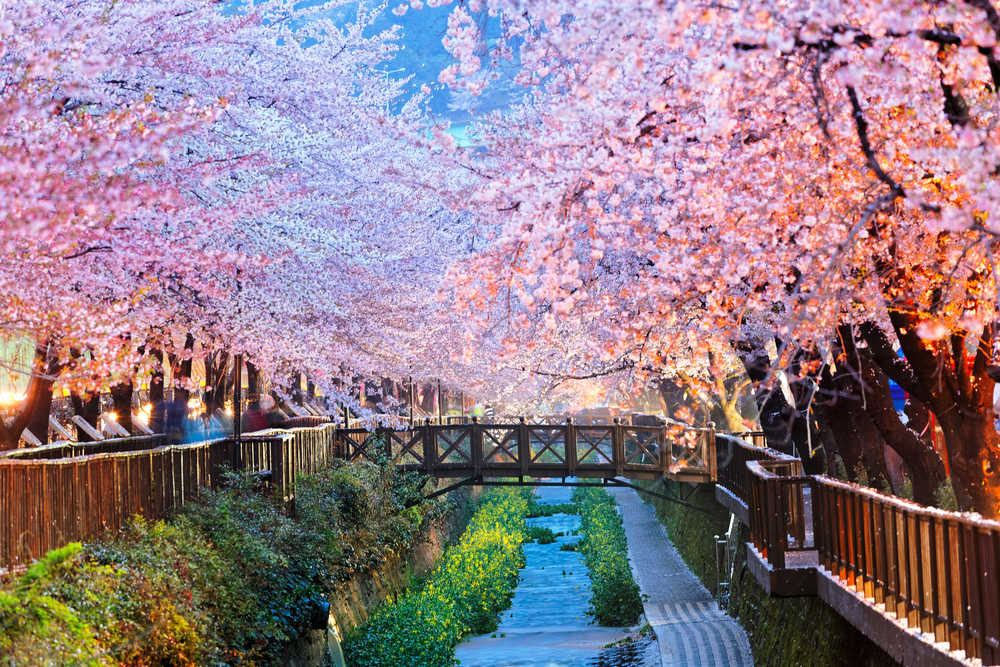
[428,0,1000,515]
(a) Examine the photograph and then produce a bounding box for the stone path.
[608,487,754,667]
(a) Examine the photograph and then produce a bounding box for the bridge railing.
[333,417,716,481]
[813,476,1000,663]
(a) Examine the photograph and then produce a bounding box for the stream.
[454,485,659,667]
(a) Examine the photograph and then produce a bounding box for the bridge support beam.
[411,475,715,515]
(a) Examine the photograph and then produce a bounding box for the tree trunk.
[935,411,1000,515]
[147,348,165,403]
[170,335,195,406]
[718,399,746,433]
[734,338,822,471]
[812,382,890,486]
[246,362,261,402]
[24,382,54,445]
[827,325,947,504]
[863,315,999,516]
[0,342,61,450]
[110,382,133,435]
[203,351,232,416]
[71,392,101,442]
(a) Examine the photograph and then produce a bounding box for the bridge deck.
[335,419,717,484]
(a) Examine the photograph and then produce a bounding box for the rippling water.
[454,486,658,667]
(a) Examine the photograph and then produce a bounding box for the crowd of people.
[148,393,285,444]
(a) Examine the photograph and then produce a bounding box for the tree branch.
[63,245,112,260]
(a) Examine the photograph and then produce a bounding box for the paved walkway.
[608,487,754,667]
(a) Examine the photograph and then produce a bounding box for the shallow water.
[455,486,658,667]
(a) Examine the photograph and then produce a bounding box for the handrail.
[0,434,167,460]
[714,433,787,507]
[333,418,716,482]
[813,475,1000,663]
[722,429,1000,664]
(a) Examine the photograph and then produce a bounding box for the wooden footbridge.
[334,416,717,485]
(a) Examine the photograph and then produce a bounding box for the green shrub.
[343,488,530,667]
[573,487,643,626]
[526,499,577,517]
[526,526,557,543]
[934,478,959,510]
[0,543,105,666]
[0,461,448,666]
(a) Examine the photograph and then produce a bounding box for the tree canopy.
[4,0,1000,513]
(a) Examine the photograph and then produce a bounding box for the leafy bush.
[573,487,643,626]
[343,488,530,667]
[0,544,106,666]
[526,526,557,543]
[0,461,447,666]
[526,499,577,517]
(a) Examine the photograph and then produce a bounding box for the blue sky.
[317,2,523,127]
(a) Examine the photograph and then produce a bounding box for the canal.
[454,485,658,667]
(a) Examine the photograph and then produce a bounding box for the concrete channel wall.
[281,488,479,666]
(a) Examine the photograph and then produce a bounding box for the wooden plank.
[20,428,42,447]
[72,415,104,441]
[979,528,999,665]
[48,416,75,442]
[102,414,130,438]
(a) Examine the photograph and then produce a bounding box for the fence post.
[769,478,786,569]
[471,416,483,479]
[707,421,717,481]
[565,417,577,476]
[518,416,530,478]
[269,435,285,501]
[613,417,625,477]
[422,418,434,474]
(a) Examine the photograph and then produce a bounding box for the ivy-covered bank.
[0,462,464,666]
[343,488,531,667]
[639,480,896,667]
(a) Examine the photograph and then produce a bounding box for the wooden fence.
[716,433,1000,664]
[715,432,777,509]
[747,458,812,570]
[814,477,1000,663]
[0,425,340,570]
